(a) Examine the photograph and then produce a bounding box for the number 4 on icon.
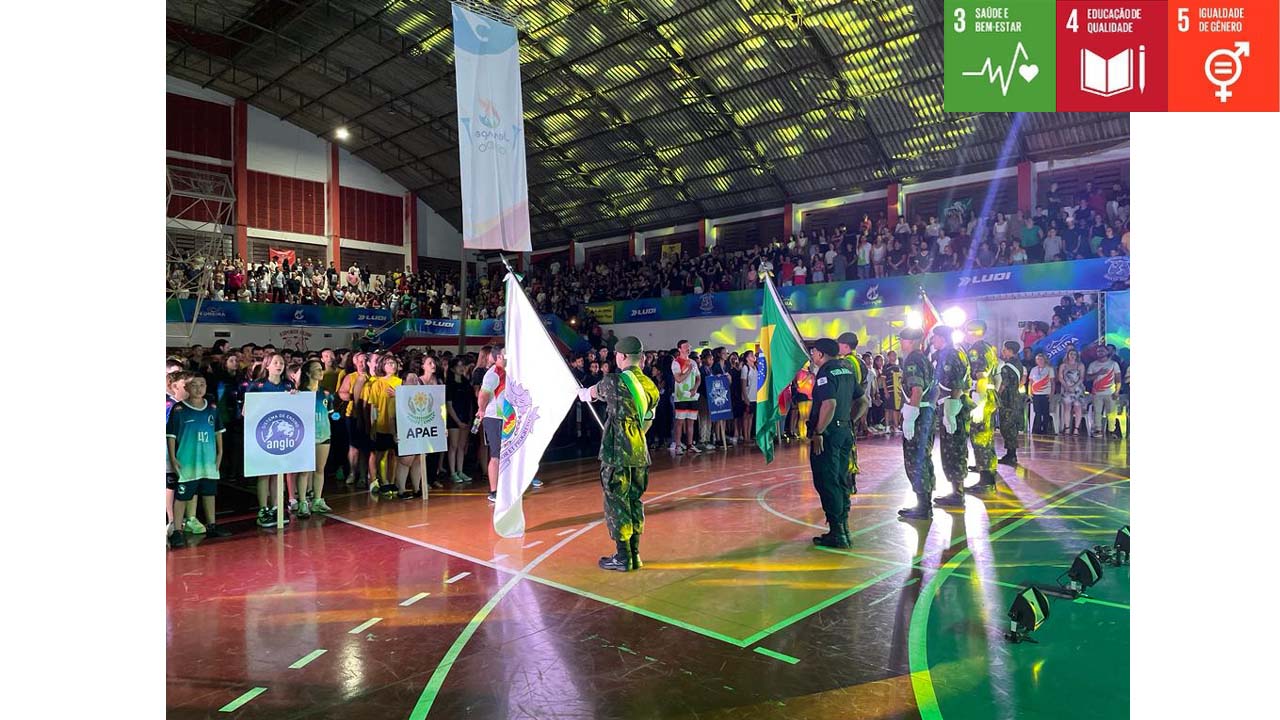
[1066,9,1077,33]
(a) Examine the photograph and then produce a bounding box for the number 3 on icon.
[953,7,965,33]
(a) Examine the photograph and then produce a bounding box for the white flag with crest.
[493,272,579,537]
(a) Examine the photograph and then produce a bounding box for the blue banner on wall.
[1032,310,1100,364]
[167,300,391,328]
[591,258,1130,324]
[705,374,735,422]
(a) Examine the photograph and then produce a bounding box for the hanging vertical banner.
[452,5,532,252]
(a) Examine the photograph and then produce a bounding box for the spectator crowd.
[167,181,1131,337]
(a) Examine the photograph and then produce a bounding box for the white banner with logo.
[395,385,447,456]
[493,273,580,537]
[243,392,317,476]
[452,4,531,252]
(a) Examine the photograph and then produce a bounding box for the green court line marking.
[408,522,602,720]
[348,617,383,634]
[288,649,327,669]
[219,687,267,713]
[1073,595,1130,610]
[739,564,910,647]
[1082,496,1130,516]
[908,468,1123,720]
[753,647,801,665]
[522,574,751,647]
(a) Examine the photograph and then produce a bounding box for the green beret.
[837,332,859,348]
[899,327,924,341]
[964,319,987,336]
[814,338,840,356]
[616,336,643,354]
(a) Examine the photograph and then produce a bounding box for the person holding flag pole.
[488,255,602,539]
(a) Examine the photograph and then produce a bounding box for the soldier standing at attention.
[997,341,1025,466]
[933,325,973,508]
[836,332,873,496]
[897,328,937,520]
[577,337,660,572]
[807,338,860,548]
[964,320,1000,491]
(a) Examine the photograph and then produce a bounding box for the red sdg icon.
[1056,1,1169,111]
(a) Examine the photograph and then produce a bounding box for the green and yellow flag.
[755,273,808,463]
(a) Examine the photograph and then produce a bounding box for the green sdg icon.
[944,0,1056,111]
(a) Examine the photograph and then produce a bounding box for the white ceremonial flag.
[452,4,531,252]
[493,272,579,537]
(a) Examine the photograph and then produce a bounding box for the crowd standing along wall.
[603,294,1083,356]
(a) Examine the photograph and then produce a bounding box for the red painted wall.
[339,187,404,246]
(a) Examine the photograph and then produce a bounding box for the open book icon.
[1081,48,1139,97]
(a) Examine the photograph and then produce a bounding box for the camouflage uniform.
[966,339,1000,485]
[594,364,659,570]
[935,345,973,496]
[997,356,1025,464]
[842,352,870,495]
[901,348,937,496]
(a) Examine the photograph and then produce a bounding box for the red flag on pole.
[921,289,941,338]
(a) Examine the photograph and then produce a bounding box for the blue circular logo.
[256,410,306,456]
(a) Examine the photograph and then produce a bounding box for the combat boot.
[934,483,965,508]
[813,514,840,545]
[629,535,642,570]
[598,540,631,572]
[974,470,998,490]
[998,449,1018,466]
[898,492,933,520]
[814,519,852,548]
[849,473,858,496]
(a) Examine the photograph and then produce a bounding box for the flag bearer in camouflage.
[997,341,1025,466]
[897,328,937,520]
[807,338,860,548]
[964,320,1000,491]
[577,336,660,572]
[933,325,973,508]
[836,332,873,496]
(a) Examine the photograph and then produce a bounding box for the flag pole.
[498,253,604,430]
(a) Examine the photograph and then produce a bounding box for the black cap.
[814,338,840,357]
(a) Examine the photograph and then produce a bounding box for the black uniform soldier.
[837,332,873,496]
[897,327,937,520]
[997,341,1025,466]
[933,325,973,508]
[807,338,860,548]
[964,320,1000,491]
[577,336,660,572]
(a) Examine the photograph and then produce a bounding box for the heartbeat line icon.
[961,42,1038,96]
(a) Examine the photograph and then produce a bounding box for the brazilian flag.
[755,274,808,463]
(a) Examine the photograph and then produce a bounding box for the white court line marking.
[555,528,579,536]
[348,617,382,634]
[489,554,510,563]
[288,649,328,669]
[400,592,431,607]
[699,490,715,496]
[407,522,430,528]
[445,572,471,584]
[523,541,544,549]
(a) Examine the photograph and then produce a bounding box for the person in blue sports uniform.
[167,375,230,543]
[296,359,336,518]
[166,367,189,549]
[246,352,296,528]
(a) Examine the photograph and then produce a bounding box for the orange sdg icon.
[1167,1,1278,111]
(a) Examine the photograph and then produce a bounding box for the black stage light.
[1114,525,1130,563]
[1004,585,1051,643]
[1063,548,1104,595]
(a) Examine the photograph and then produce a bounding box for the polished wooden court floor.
[166,432,1130,719]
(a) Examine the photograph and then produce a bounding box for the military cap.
[931,324,953,340]
[899,327,924,341]
[616,336,644,354]
[964,319,987,336]
[813,338,840,357]
[837,332,859,347]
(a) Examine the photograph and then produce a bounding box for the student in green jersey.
[166,375,230,542]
